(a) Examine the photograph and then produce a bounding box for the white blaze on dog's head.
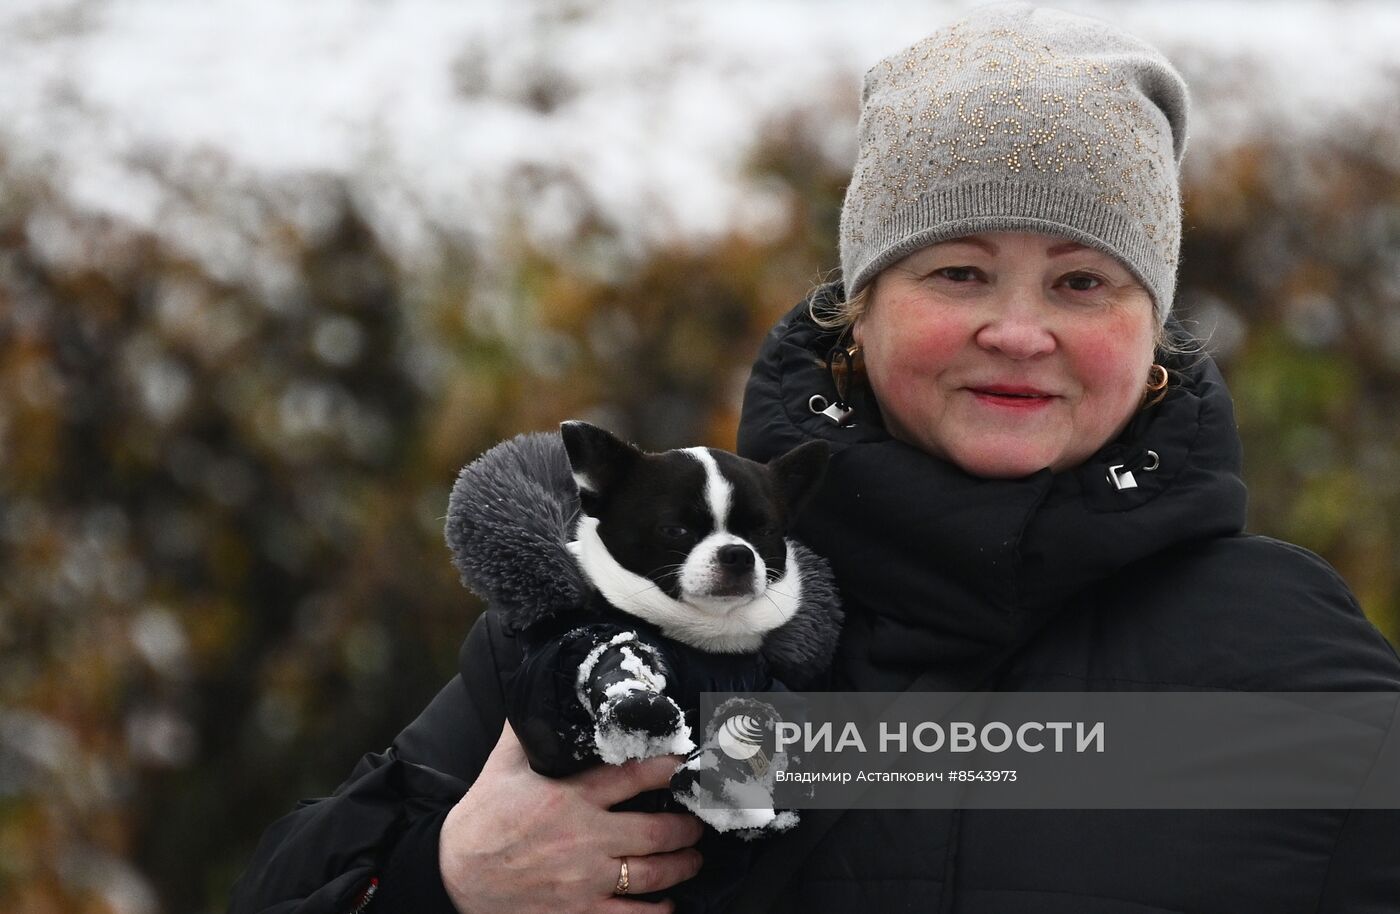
[683,447,732,527]
[675,447,766,610]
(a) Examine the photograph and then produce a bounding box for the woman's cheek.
[862,316,963,446]
[1064,316,1153,416]
[1072,335,1130,385]
[873,301,966,378]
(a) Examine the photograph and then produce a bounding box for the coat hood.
[444,431,844,688]
[738,282,1250,690]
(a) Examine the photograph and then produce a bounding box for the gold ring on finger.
[613,856,630,895]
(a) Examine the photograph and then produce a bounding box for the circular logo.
[717,714,766,761]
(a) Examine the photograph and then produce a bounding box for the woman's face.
[853,231,1157,478]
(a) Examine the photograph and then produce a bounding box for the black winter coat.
[229,286,1400,914]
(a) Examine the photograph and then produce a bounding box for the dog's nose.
[717,544,755,572]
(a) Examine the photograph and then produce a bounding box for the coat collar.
[737,282,1248,690]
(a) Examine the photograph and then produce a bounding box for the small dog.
[557,421,828,785]
[453,419,834,811]
[446,422,841,909]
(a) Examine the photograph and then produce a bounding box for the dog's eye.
[659,524,690,539]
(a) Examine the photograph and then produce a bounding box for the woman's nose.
[973,294,1056,359]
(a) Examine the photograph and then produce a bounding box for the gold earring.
[1142,363,1169,408]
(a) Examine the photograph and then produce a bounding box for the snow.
[617,644,665,689]
[676,778,778,832]
[672,755,801,836]
[594,714,695,766]
[572,629,695,764]
[671,695,803,836]
[574,629,667,707]
[3,0,1396,277]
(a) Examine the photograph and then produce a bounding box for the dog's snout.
[718,544,755,572]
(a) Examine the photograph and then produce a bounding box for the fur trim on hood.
[445,431,843,688]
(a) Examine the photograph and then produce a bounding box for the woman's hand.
[439,720,705,914]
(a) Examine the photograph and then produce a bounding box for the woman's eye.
[1063,273,1104,292]
[934,266,980,283]
[659,525,690,539]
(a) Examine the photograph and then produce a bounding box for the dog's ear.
[560,421,641,502]
[767,440,830,519]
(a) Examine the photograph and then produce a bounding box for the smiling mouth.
[969,387,1056,408]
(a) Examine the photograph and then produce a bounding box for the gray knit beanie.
[839,2,1190,324]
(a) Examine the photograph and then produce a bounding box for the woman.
[230,5,1400,913]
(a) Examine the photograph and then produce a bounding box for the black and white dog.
[561,420,825,776]
[445,421,842,843]
[565,419,823,656]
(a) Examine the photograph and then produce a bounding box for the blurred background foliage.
[2,3,1400,913]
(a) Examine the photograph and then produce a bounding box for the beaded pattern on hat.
[838,4,1189,323]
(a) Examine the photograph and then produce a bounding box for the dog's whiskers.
[619,579,666,601]
[760,588,791,623]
